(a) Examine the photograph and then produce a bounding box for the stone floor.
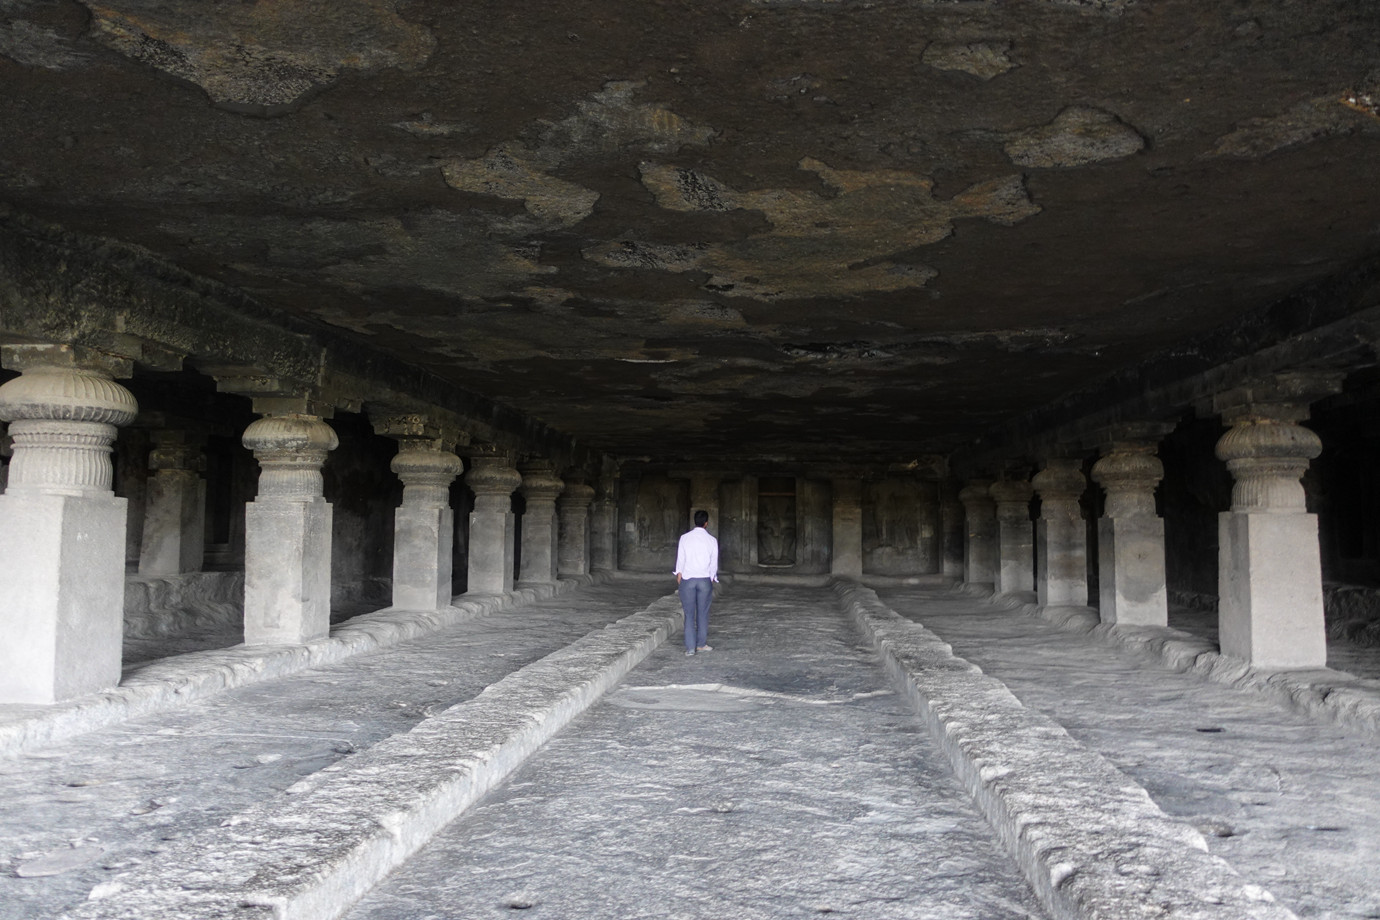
[2,579,1379,920]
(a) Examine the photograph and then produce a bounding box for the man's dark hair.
[693,509,709,528]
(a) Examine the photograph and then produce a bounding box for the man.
[674,509,719,656]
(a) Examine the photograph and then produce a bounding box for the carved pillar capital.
[242,414,338,500]
[988,479,1033,523]
[391,440,463,506]
[518,460,565,506]
[958,479,995,509]
[558,477,596,511]
[1091,442,1164,518]
[1215,417,1321,512]
[0,363,138,495]
[465,452,521,513]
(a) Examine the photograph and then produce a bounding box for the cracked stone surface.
[876,586,1380,920]
[1,1,1377,461]
[345,585,1050,920]
[0,581,667,920]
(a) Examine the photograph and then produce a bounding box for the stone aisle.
[877,587,1380,920]
[346,585,1049,920]
[0,581,668,920]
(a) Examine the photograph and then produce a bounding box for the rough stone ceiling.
[2,0,1379,463]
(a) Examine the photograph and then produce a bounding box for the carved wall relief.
[863,476,940,574]
[617,472,689,572]
[757,476,797,566]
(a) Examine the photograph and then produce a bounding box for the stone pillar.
[0,354,138,703]
[390,440,463,610]
[465,451,521,595]
[1033,457,1089,608]
[990,479,1034,595]
[517,460,562,585]
[689,472,721,532]
[558,474,596,577]
[831,478,864,577]
[1213,375,1341,668]
[241,413,339,646]
[137,428,207,576]
[939,479,965,580]
[958,479,997,588]
[588,474,618,571]
[1091,440,1168,626]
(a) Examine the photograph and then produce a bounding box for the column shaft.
[138,431,206,576]
[939,480,965,580]
[1092,443,1167,626]
[1034,459,1089,607]
[518,462,562,584]
[1216,415,1325,667]
[242,414,338,645]
[390,441,463,610]
[990,480,1034,595]
[958,480,997,588]
[558,477,595,577]
[0,361,137,703]
[466,454,521,594]
[588,477,617,571]
[831,478,863,577]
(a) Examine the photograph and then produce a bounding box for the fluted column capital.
[465,452,521,513]
[518,460,565,505]
[989,479,1033,524]
[1092,442,1164,518]
[558,478,596,511]
[243,414,337,500]
[1032,458,1086,501]
[1215,417,1321,512]
[958,479,995,508]
[391,440,463,506]
[0,364,138,495]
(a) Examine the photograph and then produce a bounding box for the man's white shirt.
[674,527,719,581]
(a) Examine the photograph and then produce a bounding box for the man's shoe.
[697,645,713,652]
[685,649,695,656]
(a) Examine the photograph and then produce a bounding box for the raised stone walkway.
[2,580,1377,920]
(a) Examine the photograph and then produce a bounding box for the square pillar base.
[138,473,206,576]
[0,491,127,703]
[1037,518,1088,607]
[244,498,333,646]
[995,524,1034,595]
[468,509,515,595]
[393,504,454,610]
[1219,511,1325,669]
[1098,516,1167,626]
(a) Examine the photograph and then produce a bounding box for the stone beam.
[0,212,594,471]
[952,254,1380,473]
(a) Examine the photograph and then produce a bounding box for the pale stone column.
[465,451,521,595]
[558,474,596,577]
[989,479,1034,595]
[241,414,339,646]
[1091,441,1168,626]
[390,440,463,610]
[689,472,721,532]
[1214,381,1339,668]
[958,479,997,588]
[0,356,138,703]
[138,429,207,576]
[939,479,965,580]
[517,460,562,585]
[1033,458,1089,607]
[831,478,864,577]
[588,475,618,572]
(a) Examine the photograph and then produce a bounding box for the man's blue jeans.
[678,577,713,651]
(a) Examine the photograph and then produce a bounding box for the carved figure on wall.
[758,494,797,565]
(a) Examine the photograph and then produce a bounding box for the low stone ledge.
[835,579,1296,920]
[59,593,681,920]
[0,573,608,759]
[124,571,245,638]
[999,594,1380,742]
